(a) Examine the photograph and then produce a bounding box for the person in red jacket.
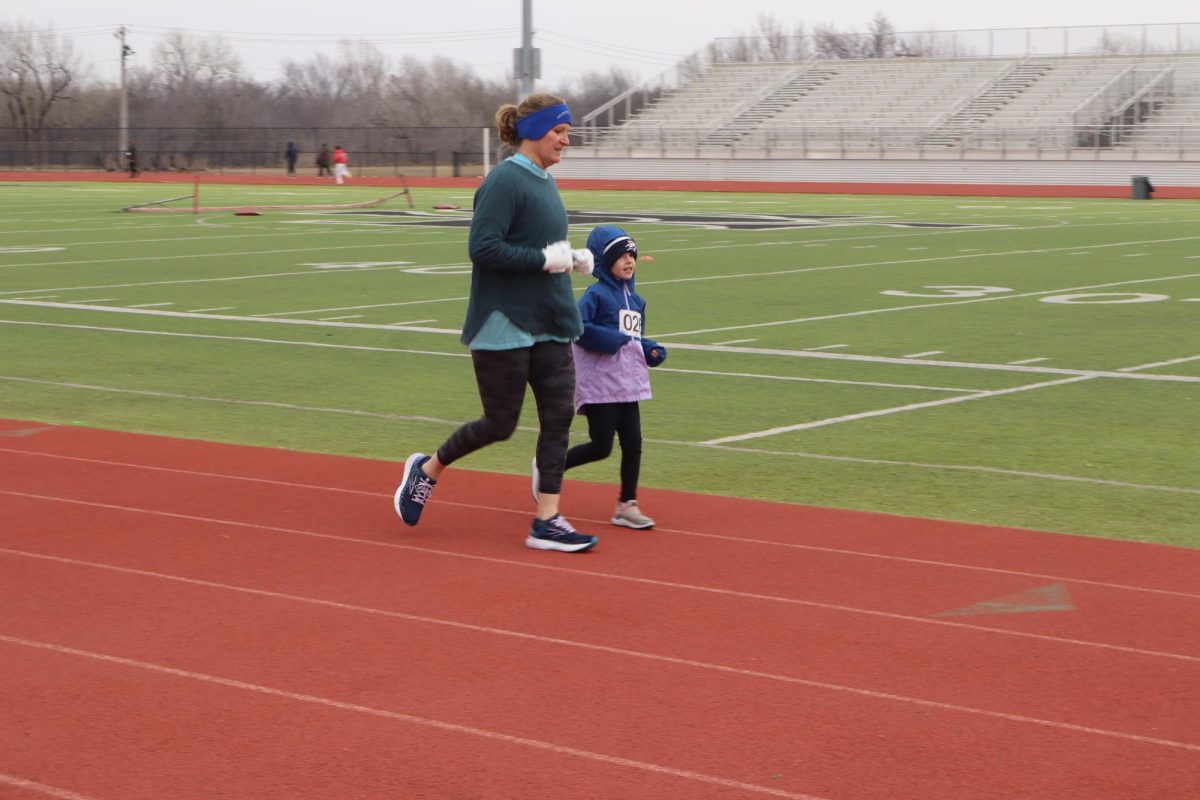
[332,145,349,184]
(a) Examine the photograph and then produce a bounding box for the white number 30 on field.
[881,285,1012,298]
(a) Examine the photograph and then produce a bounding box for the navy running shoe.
[525,514,597,552]
[394,453,436,526]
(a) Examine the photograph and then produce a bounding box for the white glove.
[571,248,594,275]
[541,240,573,273]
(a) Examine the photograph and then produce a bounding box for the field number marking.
[883,286,1195,305]
[881,285,1010,299]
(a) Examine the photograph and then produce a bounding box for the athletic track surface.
[4,169,1200,198]
[1,418,1198,799]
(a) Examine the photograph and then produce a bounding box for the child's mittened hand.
[571,249,594,275]
[541,241,573,273]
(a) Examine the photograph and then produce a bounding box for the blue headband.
[515,103,572,141]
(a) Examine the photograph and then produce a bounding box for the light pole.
[516,0,538,99]
[115,26,133,164]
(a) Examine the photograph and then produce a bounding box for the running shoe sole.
[525,535,597,553]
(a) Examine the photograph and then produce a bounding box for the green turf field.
[2,181,1197,545]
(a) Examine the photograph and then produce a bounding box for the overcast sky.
[12,1,1199,88]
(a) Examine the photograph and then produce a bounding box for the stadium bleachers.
[583,52,1200,156]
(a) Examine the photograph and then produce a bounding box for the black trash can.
[1132,175,1154,200]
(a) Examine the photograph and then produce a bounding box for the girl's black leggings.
[564,401,642,502]
[436,341,575,495]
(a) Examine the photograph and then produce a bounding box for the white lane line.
[1009,358,1051,365]
[5,548,1200,754]
[186,307,235,313]
[703,376,1091,444]
[318,315,364,321]
[0,774,97,800]
[712,339,758,345]
[803,344,848,351]
[902,351,943,359]
[0,631,830,800]
[6,495,1200,663]
[4,452,1197,596]
[126,302,174,308]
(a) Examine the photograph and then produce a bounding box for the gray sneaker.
[612,500,655,530]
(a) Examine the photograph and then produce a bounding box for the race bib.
[618,308,643,339]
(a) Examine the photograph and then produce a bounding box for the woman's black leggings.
[436,341,575,495]
[564,401,642,502]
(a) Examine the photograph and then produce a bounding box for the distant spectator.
[333,145,349,184]
[285,141,298,178]
[125,142,139,178]
[316,144,332,177]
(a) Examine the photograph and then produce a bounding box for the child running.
[560,225,666,529]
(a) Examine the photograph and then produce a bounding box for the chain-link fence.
[0,126,493,177]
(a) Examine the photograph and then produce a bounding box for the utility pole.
[516,0,537,99]
[115,27,133,163]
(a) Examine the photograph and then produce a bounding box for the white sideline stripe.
[4,448,1199,596]
[0,774,96,800]
[704,377,1090,444]
[0,631,829,800]
[657,270,1200,338]
[0,327,979,393]
[0,300,460,335]
[0,376,469,422]
[2,376,1196,497]
[6,494,1200,664]
[4,550,1200,755]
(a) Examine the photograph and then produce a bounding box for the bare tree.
[756,13,797,62]
[0,22,80,141]
[865,12,897,58]
[566,67,638,120]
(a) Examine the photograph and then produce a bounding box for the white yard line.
[701,350,1200,444]
[657,270,1200,338]
[702,376,1091,444]
[0,300,461,335]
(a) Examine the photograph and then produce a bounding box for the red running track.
[1,419,1198,799]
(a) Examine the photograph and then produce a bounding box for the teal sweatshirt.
[461,157,582,345]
